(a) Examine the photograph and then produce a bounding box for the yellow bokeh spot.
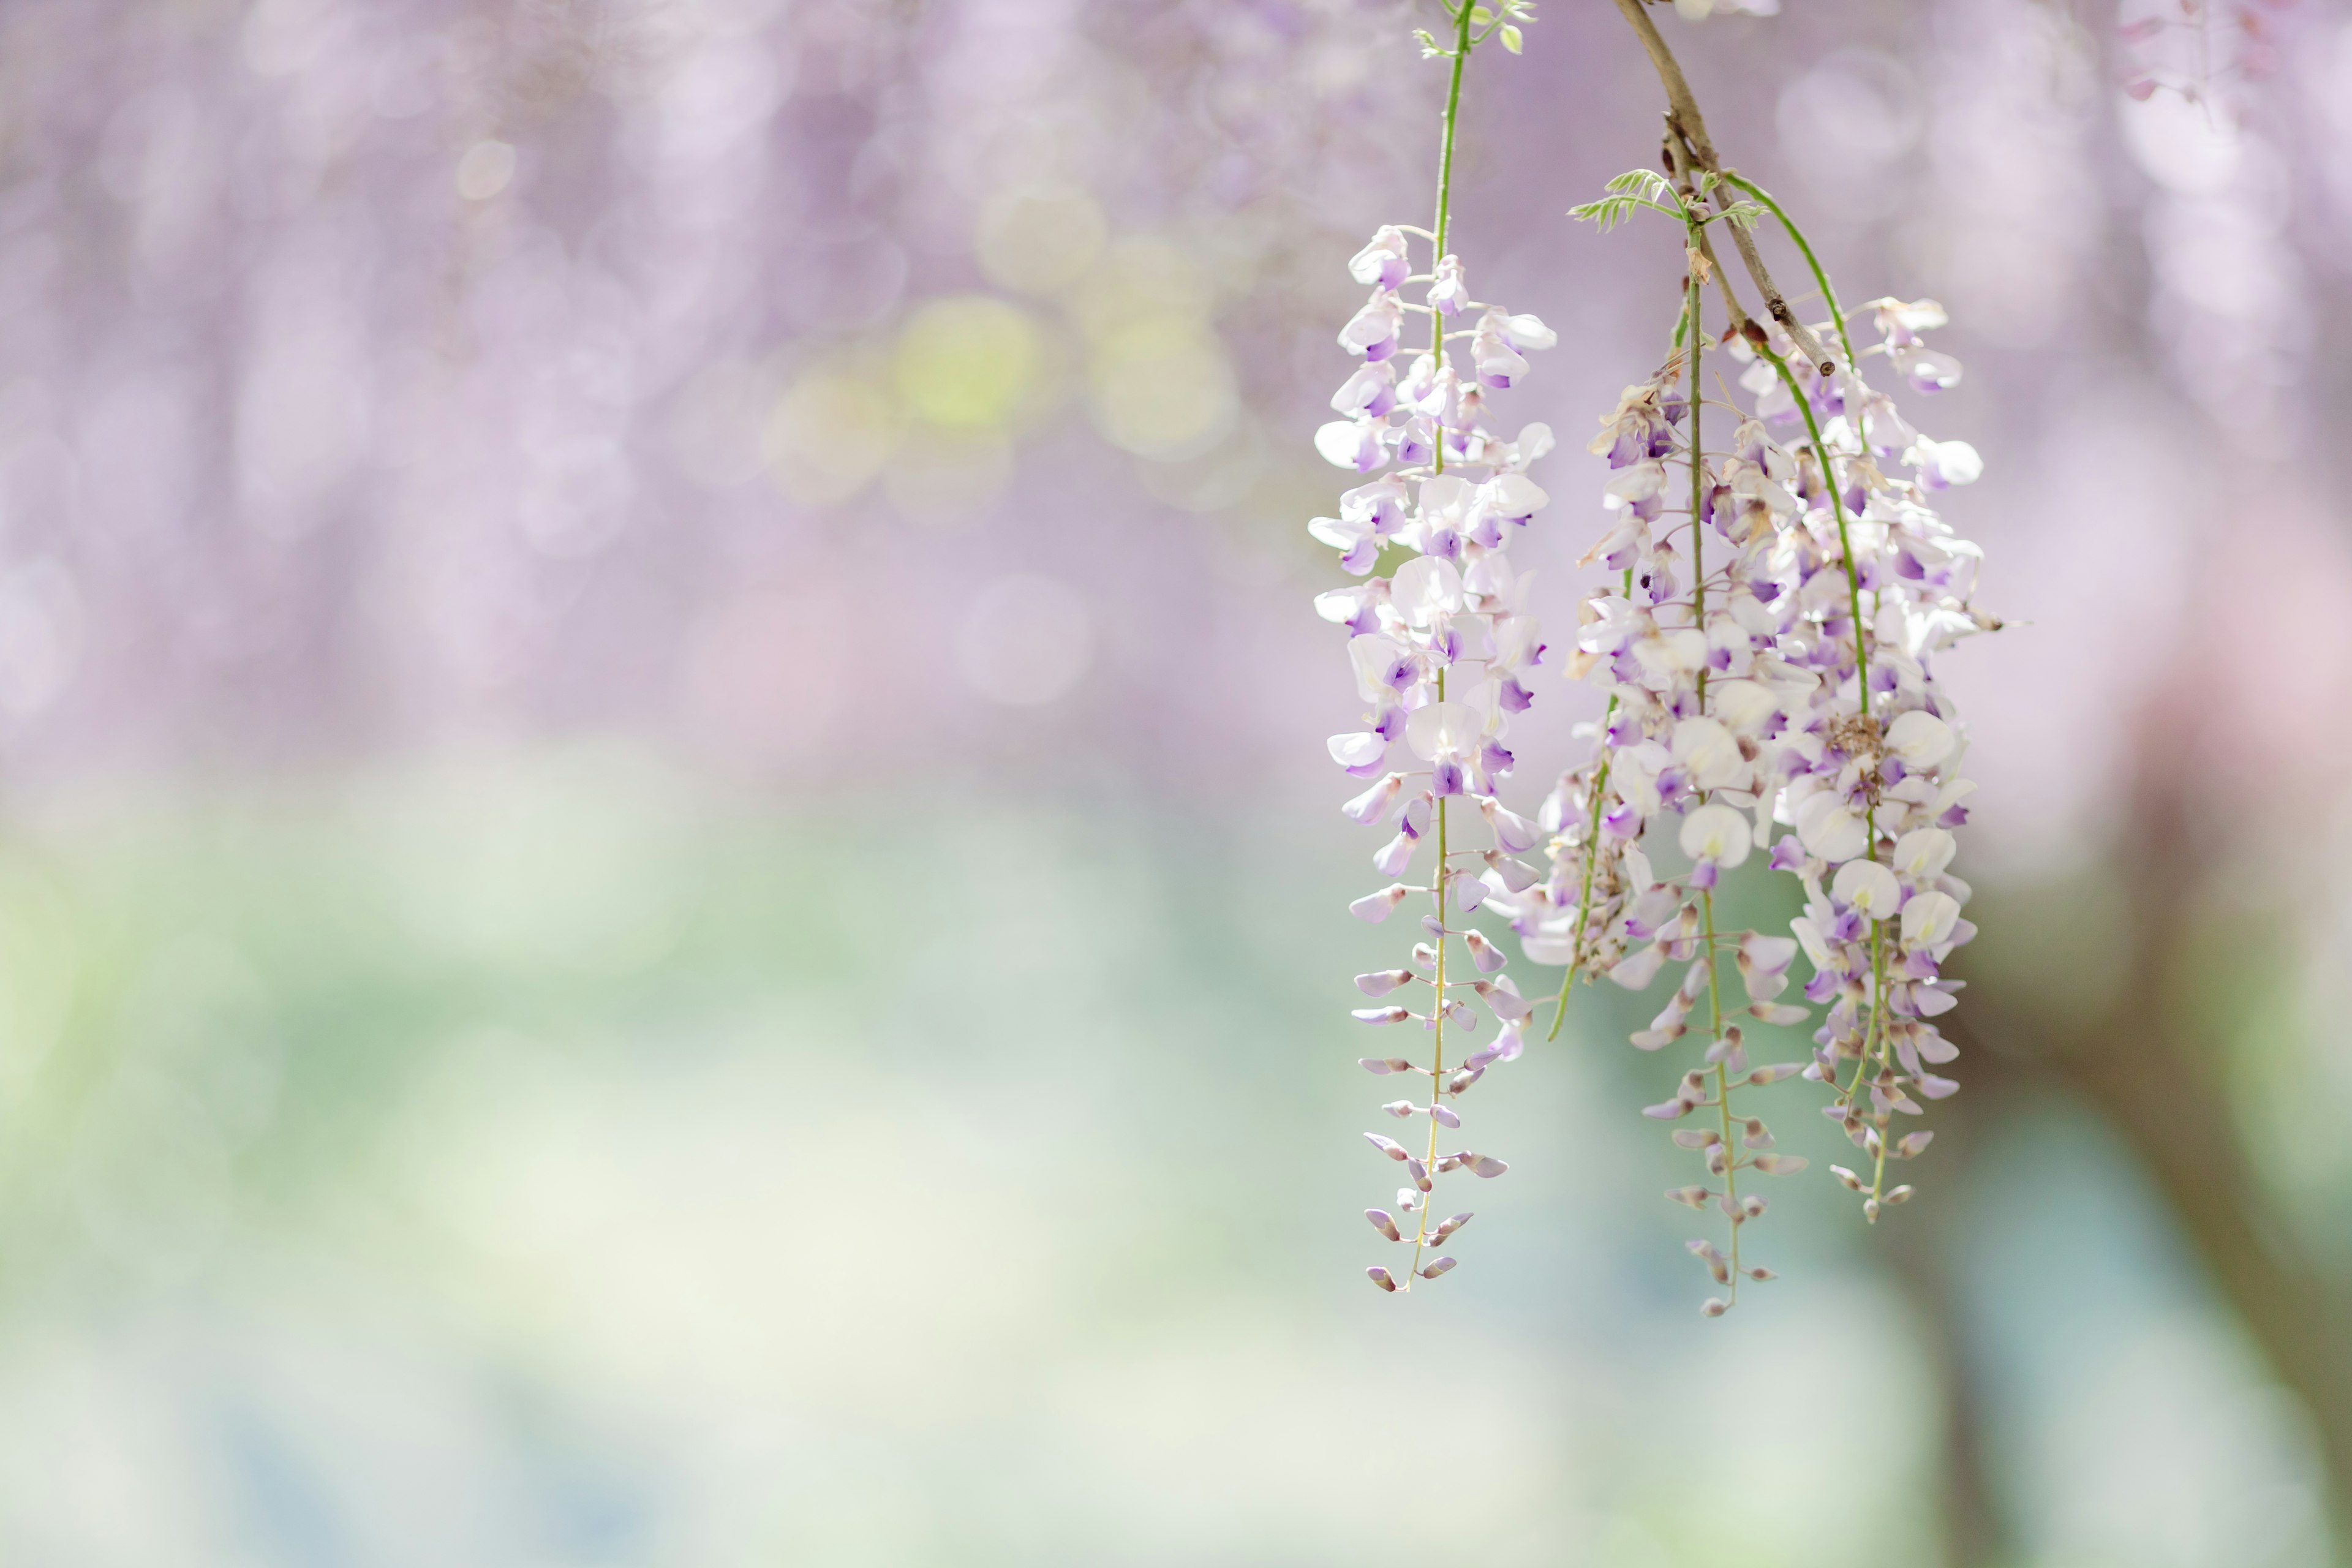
[766,365,899,508]
[975,186,1107,296]
[1088,319,1235,463]
[892,296,1041,430]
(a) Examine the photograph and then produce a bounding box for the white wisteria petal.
[1502,312,1557,350]
[1892,827,1956,880]
[1390,556,1463,628]
[1604,461,1667,505]
[1708,678,1779,736]
[1634,628,1708,676]
[1885,709,1955,768]
[1405,700,1479,761]
[1483,473,1548,520]
[1901,889,1961,948]
[1609,943,1668,989]
[1795,793,1869,863]
[1831,859,1901,917]
[1790,916,1834,971]
[1315,418,1384,472]
[1348,633,1412,703]
[1679,803,1752,869]
[1308,514,1372,551]
[1671,716,1745,789]
[1348,226,1409,287]
[1417,472,1473,519]
[1907,435,1982,487]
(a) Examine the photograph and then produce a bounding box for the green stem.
[1408,674,1450,1287]
[1544,693,1615,1043]
[1721,173,1856,372]
[1426,0,1471,483]
[1758,336,1890,1167]
[1755,345,1870,721]
[1682,237,1739,1305]
[1703,887,1738,1300]
[1686,248,1706,672]
[1840,917,1887,1106]
[1864,921,1894,1205]
[1553,288,1698,1042]
[1404,0,1476,1292]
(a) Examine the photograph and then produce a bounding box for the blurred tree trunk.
[1959,750,2352,1548]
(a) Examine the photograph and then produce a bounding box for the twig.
[1610,0,1837,375]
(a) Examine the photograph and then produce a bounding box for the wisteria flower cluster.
[1500,159,1991,1308]
[1310,1,1996,1313]
[1309,0,1551,1294]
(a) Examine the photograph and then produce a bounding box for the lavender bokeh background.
[1,0,2350,1562]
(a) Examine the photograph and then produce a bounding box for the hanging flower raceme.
[1725,292,1991,1221]
[1517,162,1996,1310]
[1306,4,1993,1309]
[1311,0,1550,1295]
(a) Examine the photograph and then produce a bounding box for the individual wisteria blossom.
[1310,0,1549,1295]
[1493,152,1995,1311]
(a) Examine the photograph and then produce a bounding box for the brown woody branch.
[1659,130,1752,343]
[1939,722,2352,1555]
[1611,0,1837,374]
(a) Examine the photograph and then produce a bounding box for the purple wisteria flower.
[1502,158,1996,1310]
[1313,0,1545,1295]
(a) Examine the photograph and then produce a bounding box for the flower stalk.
[1312,0,1551,1295]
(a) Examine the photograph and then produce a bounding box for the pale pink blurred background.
[0,1,2346,1563]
